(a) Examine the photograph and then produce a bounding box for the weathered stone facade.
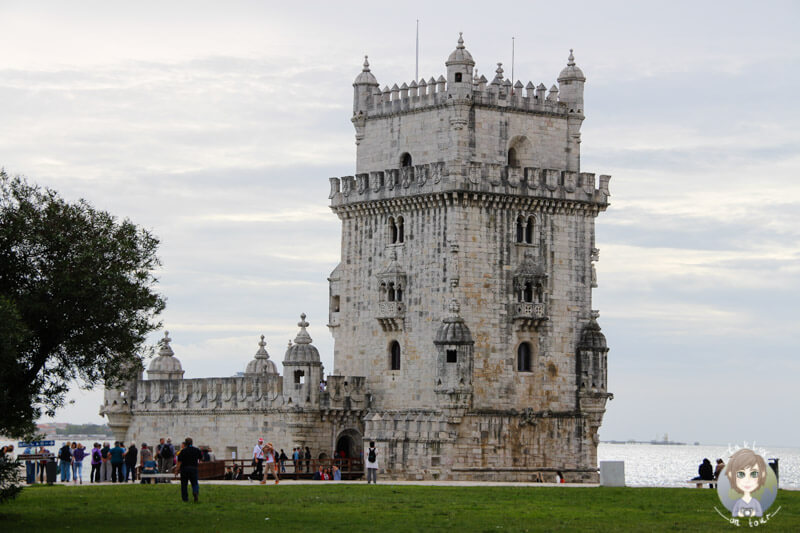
[102,35,612,482]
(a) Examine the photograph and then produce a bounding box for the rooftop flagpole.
[415,19,419,81]
[511,36,515,88]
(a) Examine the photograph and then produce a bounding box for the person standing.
[124,443,138,482]
[304,446,311,473]
[109,441,125,483]
[100,442,111,482]
[279,449,288,473]
[365,441,378,484]
[161,439,175,475]
[23,445,35,484]
[58,442,72,483]
[292,448,300,473]
[72,443,86,484]
[156,438,166,474]
[176,437,202,503]
[252,438,264,480]
[90,443,102,483]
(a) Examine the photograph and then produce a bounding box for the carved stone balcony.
[376,301,405,331]
[511,302,548,331]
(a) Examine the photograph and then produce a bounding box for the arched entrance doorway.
[335,428,363,461]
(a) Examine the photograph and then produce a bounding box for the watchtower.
[329,35,612,481]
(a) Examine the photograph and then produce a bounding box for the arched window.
[525,217,534,244]
[508,147,519,168]
[516,216,524,243]
[389,217,398,244]
[397,216,405,243]
[400,153,412,167]
[517,342,532,372]
[395,285,403,302]
[523,282,533,303]
[390,341,401,370]
[387,282,396,302]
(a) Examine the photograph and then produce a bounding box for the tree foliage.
[0,171,165,437]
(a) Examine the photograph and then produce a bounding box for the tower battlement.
[329,163,610,212]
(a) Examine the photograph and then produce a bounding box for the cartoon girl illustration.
[725,448,767,517]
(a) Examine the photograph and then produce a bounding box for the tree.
[0,171,165,437]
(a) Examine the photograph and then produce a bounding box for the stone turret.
[146,331,184,380]
[282,314,323,406]
[245,335,278,376]
[557,49,586,114]
[433,298,474,413]
[445,32,475,99]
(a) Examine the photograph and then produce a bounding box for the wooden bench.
[687,479,716,488]
[140,473,175,483]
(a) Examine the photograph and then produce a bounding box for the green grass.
[1,484,798,532]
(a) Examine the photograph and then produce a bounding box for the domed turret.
[446,32,475,98]
[283,314,323,406]
[147,331,184,380]
[245,335,278,376]
[579,316,607,351]
[557,49,585,114]
[284,313,321,364]
[353,55,379,116]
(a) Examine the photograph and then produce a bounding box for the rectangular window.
[446,349,458,363]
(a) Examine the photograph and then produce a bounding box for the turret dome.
[353,56,379,86]
[147,331,185,380]
[579,316,607,351]
[245,335,278,376]
[434,299,474,345]
[283,314,321,364]
[446,33,475,67]
[558,49,586,82]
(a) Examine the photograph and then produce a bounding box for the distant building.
[103,35,612,482]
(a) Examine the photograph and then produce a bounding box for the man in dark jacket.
[176,437,203,503]
[124,443,138,482]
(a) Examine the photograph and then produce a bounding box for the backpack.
[92,450,101,462]
[368,448,376,463]
[161,444,173,459]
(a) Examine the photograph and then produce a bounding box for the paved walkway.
[38,479,597,488]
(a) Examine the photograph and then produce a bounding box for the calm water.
[598,442,800,488]
[5,439,799,487]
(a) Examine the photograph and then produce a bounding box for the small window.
[390,341,401,370]
[294,370,305,384]
[517,343,532,372]
[387,282,396,302]
[446,349,458,363]
[508,147,519,168]
[400,153,412,167]
[397,216,405,243]
[516,216,524,243]
[389,217,398,244]
[396,286,403,302]
[455,72,462,82]
[332,295,340,313]
[522,282,533,303]
[525,217,534,244]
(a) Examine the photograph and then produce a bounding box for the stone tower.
[328,35,612,482]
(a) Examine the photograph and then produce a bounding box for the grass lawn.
[1,483,798,532]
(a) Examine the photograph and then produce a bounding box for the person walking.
[72,443,86,484]
[176,437,203,503]
[124,443,138,482]
[365,441,378,484]
[260,442,279,485]
[252,438,265,480]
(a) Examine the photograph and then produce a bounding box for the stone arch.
[508,136,534,168]
[389,340,401,370]
[400,152,413,167]
[336,428,363,460]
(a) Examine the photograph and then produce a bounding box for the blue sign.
[17,440,55,447]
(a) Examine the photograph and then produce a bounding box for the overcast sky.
[2,1,798,447]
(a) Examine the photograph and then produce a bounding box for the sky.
[1,1,798,447]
